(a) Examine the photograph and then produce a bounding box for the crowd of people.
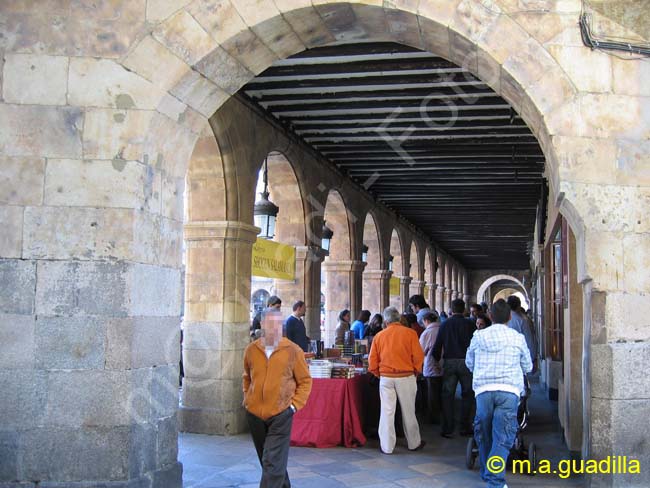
[246,293,537,488]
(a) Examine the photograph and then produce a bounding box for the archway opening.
[361,211,383,315]
[322,190,353,346]
[388,228,404,311]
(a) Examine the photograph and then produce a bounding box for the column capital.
[295,245,327,264]
[396,275,413,285]
[428,283,438,291]
[322,259,366,273]
[410,279,426,287]
[184,220,260,243]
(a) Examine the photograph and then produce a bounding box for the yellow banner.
[389,276,400,296]
[424,285,430,297]
[251,238,295,280]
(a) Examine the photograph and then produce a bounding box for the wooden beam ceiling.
[241,42,546,269]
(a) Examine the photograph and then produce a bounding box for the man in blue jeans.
[466,299,532,488]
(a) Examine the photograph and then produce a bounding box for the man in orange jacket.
[369,306,425,454]
[243,308,312,487]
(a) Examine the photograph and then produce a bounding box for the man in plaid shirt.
[466,299,532,488]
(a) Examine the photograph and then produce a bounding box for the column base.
[178,406,247,435]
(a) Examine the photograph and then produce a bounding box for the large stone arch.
[476,273,528,304]
[3,1,650,486]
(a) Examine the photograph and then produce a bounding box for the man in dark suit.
[283,300,309,352]
[432,298,477,438]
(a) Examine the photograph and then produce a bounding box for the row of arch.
[252,151,469,344]
[265,151,466,292]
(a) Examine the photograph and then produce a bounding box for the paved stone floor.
[180,384,583,488]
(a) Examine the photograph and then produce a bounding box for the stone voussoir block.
[68,57,166,110]
[153,9,218,66]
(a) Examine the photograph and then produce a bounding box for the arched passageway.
[476,273,528,305]
[3,2,650,487]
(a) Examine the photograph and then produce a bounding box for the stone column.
[180,221,258,435]
[275,245,325,340]
[399,276,412,313]
[436,286,445,313]
[363,269,391,315]
[444,288,452,312]
[409,279,425,298]
[322,260,365,347]
[427,284,437,312]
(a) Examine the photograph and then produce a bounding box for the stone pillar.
[275,245,325,340]
[436,286,445,313]
[427,283,437,312]
[180,221,258,435]
[399,276,412,313]
[363,269,391,315]
[444,288,452,312]
[322,260,365,347]
[409,279,425,298]
[1,207,184,486]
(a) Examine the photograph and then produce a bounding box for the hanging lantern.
[388,254,394,272]
[254,157,279,239]
[322,221,334,253]
[361,244,369,263]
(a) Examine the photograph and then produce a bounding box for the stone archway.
[361,211,386,315]
[4,1,650,486]
[476,273,528,304]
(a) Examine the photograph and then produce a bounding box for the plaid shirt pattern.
[465,323,532,396]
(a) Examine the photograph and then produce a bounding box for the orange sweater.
[368,323,424,378]
[243,337,312,420]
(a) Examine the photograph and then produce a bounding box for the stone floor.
[180,384,583,488]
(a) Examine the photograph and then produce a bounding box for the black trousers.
[441,359,475,435]
[247,408,294,488]
[425,376,443,424]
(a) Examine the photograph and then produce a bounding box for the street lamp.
[322,221,333,253]
[361,244,369,263]
[254,157,279,239]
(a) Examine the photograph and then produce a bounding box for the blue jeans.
[474,391,519,488]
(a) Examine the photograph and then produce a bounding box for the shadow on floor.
[180,382,583,488]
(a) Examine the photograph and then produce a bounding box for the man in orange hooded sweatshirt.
[243,308,312,487]
[369,306,425,454]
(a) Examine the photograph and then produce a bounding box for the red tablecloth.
[290,376,367,448]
